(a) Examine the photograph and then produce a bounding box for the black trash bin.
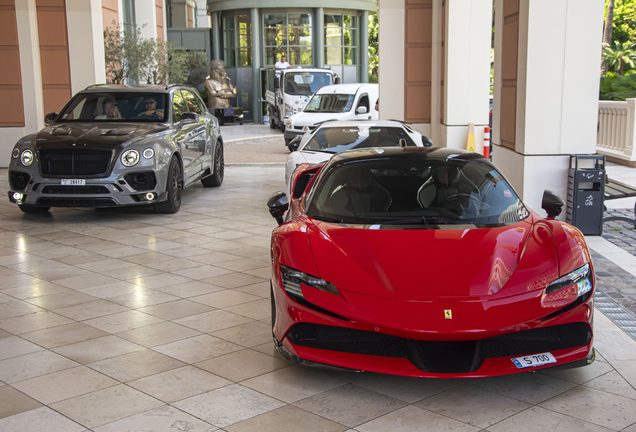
[566,155,606,235]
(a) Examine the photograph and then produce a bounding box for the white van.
[283,83,379,151]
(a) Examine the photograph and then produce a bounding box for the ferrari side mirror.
[267,191,289,225]
[542,190,564,219]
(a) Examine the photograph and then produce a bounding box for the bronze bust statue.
[204,60,237,109]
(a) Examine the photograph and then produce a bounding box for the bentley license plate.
[61,179,85,186]
[511,352,557,369]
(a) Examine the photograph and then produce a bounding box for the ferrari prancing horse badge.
[444,309,452,319]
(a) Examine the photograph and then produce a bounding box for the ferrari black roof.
[330,147,493,165]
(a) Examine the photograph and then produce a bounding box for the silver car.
[7,84,224,214]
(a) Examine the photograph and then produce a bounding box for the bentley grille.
[40,149,112,176]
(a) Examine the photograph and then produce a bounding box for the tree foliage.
[368,13,378,83]
[612,0,636,43]
[103,21,208,87]
[600,71,636,100]
[602,41,636,74]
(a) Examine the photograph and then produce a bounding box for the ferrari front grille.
[286,322,592,374]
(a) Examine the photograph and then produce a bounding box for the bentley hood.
[34,122,168,150]
[307,216,560,301]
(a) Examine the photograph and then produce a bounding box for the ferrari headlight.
[121,149,140,167]
[546,263,592,297]
[20,150,33,166]
[280,264,339,297]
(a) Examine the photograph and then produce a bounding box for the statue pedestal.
[209,107,244,125]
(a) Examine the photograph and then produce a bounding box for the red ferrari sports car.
[267,147,595,378]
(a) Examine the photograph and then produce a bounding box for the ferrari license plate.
[61,179,85,186]
[511,352,557,369]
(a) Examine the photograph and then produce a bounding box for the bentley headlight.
[121,149,140,167]
[546,263,592,297]
[280,264,339,297]
[142,148,154,159]
[12,148,19,158]
[20,149,33,166]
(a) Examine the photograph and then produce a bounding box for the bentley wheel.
[154,157,182,213]
[201,142,224,187]
[18,205,50,214]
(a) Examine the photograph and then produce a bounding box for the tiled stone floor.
[1,166,636,431]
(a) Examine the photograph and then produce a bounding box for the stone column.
[440,0,492,150]
[315,8,324,68]
[251,7,261,122]
[66,0,106,94]
[211,11,220,60]
[492,0,605,215]
[360,10,368,83]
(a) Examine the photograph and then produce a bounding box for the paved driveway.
[0,166,636,431]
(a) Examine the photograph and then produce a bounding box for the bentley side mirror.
[289,136,301,152]
[542,190,564,219]
[267,191,289,225]
[180,112,198,124]
[44,112,58,125]
[422,136,433,147]
[356,106,368,115]
[334,76,341,84]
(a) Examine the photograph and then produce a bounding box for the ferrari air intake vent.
[287,323,408,358]
[482,322,591,358]
[40,149,112,176]
[10,172,30,191]
[286,322,592,374]
[41,186,110,194]
[36,198,118,207]
[124,172,157,191]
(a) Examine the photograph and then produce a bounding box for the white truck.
[265,68,339,146]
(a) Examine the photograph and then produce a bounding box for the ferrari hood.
[35,122,168,150]
[307,217,559,301]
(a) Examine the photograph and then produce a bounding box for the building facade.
[377,0,604,217]
[206,0,377,122]
[0,0,168,167]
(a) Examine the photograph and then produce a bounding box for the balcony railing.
[597,99,636,165]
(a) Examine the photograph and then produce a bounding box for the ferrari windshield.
[304,126,416,153]
[58,92,168,122]
[284,72,333,95]
[304,94,355,113]
[306,158,528,226]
